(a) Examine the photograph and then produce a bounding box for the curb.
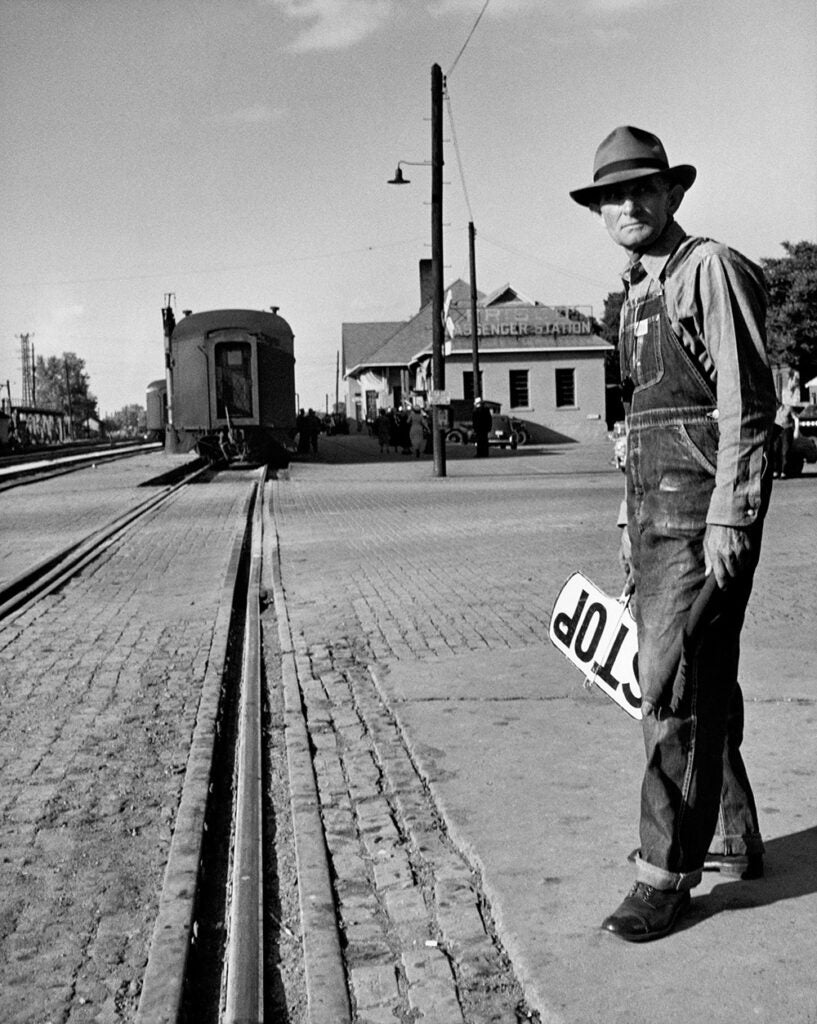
[135,483,256,1024]
[263,480,352,1024]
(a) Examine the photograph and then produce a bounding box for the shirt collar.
[621,220,687,288]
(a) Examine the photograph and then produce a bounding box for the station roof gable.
[343,277,611,377]
[342,322,403,374]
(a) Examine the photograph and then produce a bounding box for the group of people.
[373,406,430,458]
[294,408,322,455]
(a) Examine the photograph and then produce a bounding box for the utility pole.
[468,221,480,400]
[162,294,176,449]
[17,333,35,405]
[430,62,446,478]
[64,356,74,439]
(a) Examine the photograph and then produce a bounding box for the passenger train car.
[159,304,296,464]
[145,378,167,442]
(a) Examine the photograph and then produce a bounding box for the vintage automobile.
[786,404,817,476]
[485,413,519,449]
[444,399,525,448]
[611,420,627,471]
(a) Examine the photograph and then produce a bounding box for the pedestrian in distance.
[408,406,426,459]
[295,408,310,454]
[570,125,777,942]
[387,409,401,453]
[397,407,412,455]
[773,401,795,478]
[305,409,321,455]
[472,397,492,458]
[375,409,391,453]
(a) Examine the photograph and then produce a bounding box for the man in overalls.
[570,126,777,941]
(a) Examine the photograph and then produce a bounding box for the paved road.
[272,433,817,1024]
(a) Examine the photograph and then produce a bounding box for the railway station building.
[342,261,614,443]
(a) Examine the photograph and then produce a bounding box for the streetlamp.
[388,63,446,478]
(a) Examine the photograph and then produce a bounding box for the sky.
[1,0,815,417]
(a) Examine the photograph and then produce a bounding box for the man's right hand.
[619,527,635,596]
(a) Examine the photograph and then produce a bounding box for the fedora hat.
[570,125,696,207]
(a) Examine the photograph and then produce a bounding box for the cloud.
[217,104,287,127]
[431,0,673,14]
[269,0,393,52]
[266,0,675,51]
[586,0,674,11]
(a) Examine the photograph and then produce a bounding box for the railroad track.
[0,440,162,490]
[0,459,209,622]
[131,467,310,1024]
[3,462,338,1022]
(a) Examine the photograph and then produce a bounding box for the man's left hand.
[704,524,755,589]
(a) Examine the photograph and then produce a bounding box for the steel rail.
[0,442,161,490]
[223,468,266,1024]
[135,479,258,1024]
[0,461,210,622]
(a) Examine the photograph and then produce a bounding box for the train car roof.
[172,308,293,340]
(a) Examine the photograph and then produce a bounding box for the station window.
[509,370,529,408]
[215,342,253,419]
[555,368,576,408]
[462,371,484,402]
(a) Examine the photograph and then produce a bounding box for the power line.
[477,233,612,290]
[447,0,491,77]
[444,89,474,223]
[0,237,430,290]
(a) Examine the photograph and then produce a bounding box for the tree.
[599,290,625,348]
[760,241,817,384]
[106,404,146,436]
[34,352,98,434]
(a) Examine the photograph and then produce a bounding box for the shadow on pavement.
[680,825,817,931]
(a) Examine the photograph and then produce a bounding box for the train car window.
[215,342,253,419]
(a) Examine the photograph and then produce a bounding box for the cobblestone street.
[270,433,817,1024]
[0,472,254,1024]
[2,434,815,1024]
[269,439,636,1023]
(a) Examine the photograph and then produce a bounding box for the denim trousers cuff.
[707,834,765,857]
[635,854,702,892]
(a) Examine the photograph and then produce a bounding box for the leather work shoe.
[703,852,764,879]
[601,883,690,942]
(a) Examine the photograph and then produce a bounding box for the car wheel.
[785,454,804,477]
[513,428,528,446]
[446,429,465,444]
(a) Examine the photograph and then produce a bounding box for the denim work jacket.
[620,221,777,528]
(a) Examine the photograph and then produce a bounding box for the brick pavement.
[0,472,255,1024]
[272,433,817,1024]
[269,437,625,1023]
[0,452,187,588]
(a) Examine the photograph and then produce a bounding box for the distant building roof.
[342,322,403,375]
[343,277,611,378]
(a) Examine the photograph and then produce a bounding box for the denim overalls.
[621,262,764,891]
